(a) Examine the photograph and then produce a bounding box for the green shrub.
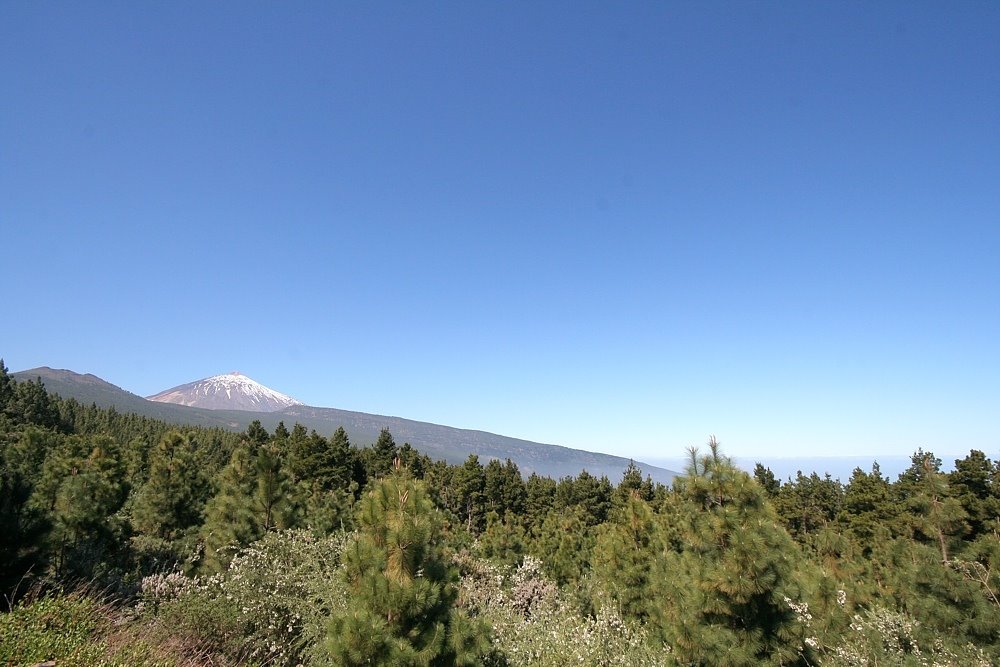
[458,555,670,667]
[824,606,992,667]
[141,528,350,666]
[0,592,173,667]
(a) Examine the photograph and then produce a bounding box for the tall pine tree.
[324,465,490,666]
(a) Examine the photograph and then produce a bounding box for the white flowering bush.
[458,555,671,667]
[219,529,350,666]
[141,529,351,667]
[783,595,821,658]
[824,606,992,667]
[137,570,198,614]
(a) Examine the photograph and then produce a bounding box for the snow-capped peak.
[146,373,302,412]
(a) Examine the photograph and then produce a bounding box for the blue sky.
[2,2,997,462]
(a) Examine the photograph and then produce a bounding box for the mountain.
[147,372,301,412]
[12,367,678,484]
[12,367,255,429]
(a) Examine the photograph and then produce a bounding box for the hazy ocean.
[644,454,970,483]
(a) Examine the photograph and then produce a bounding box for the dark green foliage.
[243,419,271,452]
[529,505,593,585]
[323,467,490,666]
[421,459,455,519]
[591,493,661,622]
[903,452,967,561]
[554,470,613,526]
[655,439,814,666]
[881,537,1000,654]
[775,471,843,539]
[367,427,399,480]
[838,463,900,552]
[0,359,14,421]
[799,527,868,641]
[752,462,780,497]
[950,449,1000,540]
[483,458,527,520]
[615,459,655,504]
[272,420,290,442]
[289,425,355,491]
[299,482,356,535]
[476,511,527,566]
[34,435,128,580]
[201,446,257,572]
[452,455,486,533]
[200,438,296,572]
[5,375,64,431]
[0,429,52,594]
[524,473,556,527]
[132,431,208,541]
[398,441,431,478]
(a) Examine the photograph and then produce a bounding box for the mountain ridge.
[12,366,677,484]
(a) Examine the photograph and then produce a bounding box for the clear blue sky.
[3,2,998,462]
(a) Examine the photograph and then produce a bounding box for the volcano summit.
[147,372,301,412]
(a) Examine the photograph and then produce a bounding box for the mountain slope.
[12,367,255,429]
[13,367,677,484]
[147,373,301,412]
[273,403,670,482]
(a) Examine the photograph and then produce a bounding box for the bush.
[824,606,992,667]
[141,528,350,666]
[458,555,670,667]
[0,592,173,667]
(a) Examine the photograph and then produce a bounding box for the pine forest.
[2,361,998,667]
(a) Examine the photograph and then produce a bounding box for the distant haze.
[646,455,968,484]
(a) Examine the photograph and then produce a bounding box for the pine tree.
[9,378,62,431]
[483,459,507,514]
[653,438,814,666]
[253,444,291,532]
[904,452,967,562]
[201,446,257,572]
[615,459,655,505]
[42,436,126,578]
[368,428,399,480]
[201,442,294,572]
[483,458,526,520]
[287,422,310,482]
[592,493,662,622]
[799,526,869,642]
[132,431,207,540]
[882,536,1000,653]
[753,463,780,498]
[0,427,52,594]
[289,426,354,490]
[950,450,1000,540]
[0,359,14,421]
[397,442,430,478]
[838,463,900,552]
[775,471,843,539]
[323,466,490,666]
[524,473,556,529]
[529,505,593,585]
[557,470,613,526]
[452,455,486,533]
[272,420,290,442]
[243,419,270,452]
[477,511,527,566]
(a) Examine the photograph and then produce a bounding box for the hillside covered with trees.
[2,360,998,666]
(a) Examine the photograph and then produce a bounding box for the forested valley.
[2,360,998,666]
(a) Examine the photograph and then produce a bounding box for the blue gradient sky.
[3,2,997,461]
